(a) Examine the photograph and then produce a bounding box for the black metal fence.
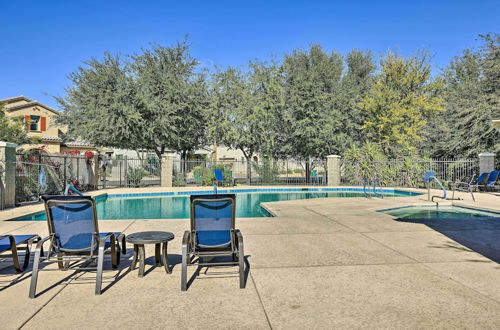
[15,153,96,203]
[12,152,481,203]
[341,158,478,188]
[172,159,327,187]
[98,156,161,189]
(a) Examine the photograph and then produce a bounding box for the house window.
[29,115,40,131]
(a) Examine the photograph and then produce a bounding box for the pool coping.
[377,204,500,218]
[0,186,422,222]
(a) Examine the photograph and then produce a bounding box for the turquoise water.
[12,189,419,221]
[381,206,500,220]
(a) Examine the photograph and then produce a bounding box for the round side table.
[126,231,175,277]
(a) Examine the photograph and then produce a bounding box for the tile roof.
[40,136,63,142]
[61,140,95,147]
[4,101,61,115]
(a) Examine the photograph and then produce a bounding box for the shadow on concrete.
[184,255,250,291]
[396,216,500,262]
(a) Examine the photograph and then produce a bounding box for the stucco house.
[1,95,95,154]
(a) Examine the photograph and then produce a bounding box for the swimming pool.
[380,205,500,220]
[11,188,419,221]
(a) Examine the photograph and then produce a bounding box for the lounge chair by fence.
[214,169,234,187]
[483,170,500,191]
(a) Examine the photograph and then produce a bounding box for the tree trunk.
[246,156,252,184]
[241,149,253,185]
[180,150,188,174]
[155,146,165,160]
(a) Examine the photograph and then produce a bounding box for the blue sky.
[1,0,498,109]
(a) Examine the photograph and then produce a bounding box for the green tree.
[56,53,142,151]
[336,50,376,152]
[57,40,208,160]
[130,41,208,161]
[360,51,444,157]
[0,104,37,144]
[279,45,350,181]
[280,45,344,156]
[427,34,500,158]
[208,62,283,179]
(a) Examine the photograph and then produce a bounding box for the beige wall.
[19,141,61,153]
[5,105,65,139]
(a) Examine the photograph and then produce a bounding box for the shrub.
[127,167,147,187]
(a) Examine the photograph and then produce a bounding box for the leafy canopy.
[360,51,444,157]
[57,39,208,158]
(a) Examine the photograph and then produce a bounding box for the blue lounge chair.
[452,173,477,201]
[0,234,40,272]
[214,169,233,187]
[29,195,126,298]
[463,172,489,192]
[181,194,245,291]
[483,170,500,191]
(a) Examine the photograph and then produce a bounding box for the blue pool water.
[12,188,419,221]
[380,205,500,220]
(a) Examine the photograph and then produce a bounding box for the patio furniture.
[29,195,126,298]
[469,172,489,191]
[181,194,245,291]
[452,173,477,201]
[0,234,41,272]
[482,170,500,191]
[214,169,234,187]
[126,231,174,277]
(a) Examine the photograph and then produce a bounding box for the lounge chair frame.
[214,169,234,187]
[181,194,245,291]
[0,234,41,272]
[452,173,477,201]
[29,196,126,298]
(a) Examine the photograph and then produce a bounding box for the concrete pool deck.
[1,187,500,329]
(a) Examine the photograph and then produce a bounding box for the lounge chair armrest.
[235,230,243,247]
[35,235,53,251]
[98,232,115,248]
[117,232,125,241]
[182,231,191,247]
[0,234,13,242]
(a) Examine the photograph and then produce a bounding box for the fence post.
[327,155,341,186]
[479,152,495,174]
[63,156,67,187]
[124,156,128,187]
[160,154,174,187]
[0,142,17,209]
[92,154,99,189]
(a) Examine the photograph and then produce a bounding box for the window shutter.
[41,116,47,131]
[24,115,30,129]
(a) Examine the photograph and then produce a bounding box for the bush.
[191,163,233,186]
[127,167,147,187]
[253,158,280,184]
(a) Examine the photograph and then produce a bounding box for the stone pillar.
[479,152,495,174]
[160,154,174,187]
[327,155,341,187]
[493,120,500,133]
[0,142,18,209]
